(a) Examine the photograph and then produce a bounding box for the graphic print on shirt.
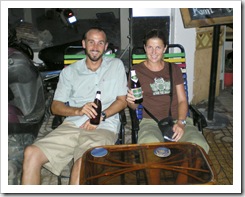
[150,77,171,95]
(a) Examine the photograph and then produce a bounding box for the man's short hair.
[83,27,107,42]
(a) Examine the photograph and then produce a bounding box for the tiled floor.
[197,87,233,185]
[8,87,233,185]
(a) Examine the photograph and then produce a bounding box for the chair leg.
[52,115,64,129]
[57,175,62,185]
[129,108,139,144]
[121,125,125,144]
[118,109,127,144]
[57,174,71,185]
[117,123,125,144]
[189,104,207,133]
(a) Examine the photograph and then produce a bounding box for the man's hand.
[80,119,98,130]
[75,102,98,119]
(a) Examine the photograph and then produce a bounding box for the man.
[21,27,128,184]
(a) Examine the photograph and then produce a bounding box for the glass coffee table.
[79,142,217,185]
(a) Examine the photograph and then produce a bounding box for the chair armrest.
[189,104,207,133]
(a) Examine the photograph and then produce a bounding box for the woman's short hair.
[143,29,168,46]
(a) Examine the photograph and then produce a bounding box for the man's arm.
[51,100,99,119]
[51,100,77,116]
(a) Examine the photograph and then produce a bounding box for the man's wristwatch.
[178,119,187,126]
[101,111,107,121]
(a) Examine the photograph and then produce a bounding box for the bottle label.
[132,87,143,99]
[131,75,138,83]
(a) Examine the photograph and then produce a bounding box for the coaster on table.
[91,147,108,157]
[154,147,171,157]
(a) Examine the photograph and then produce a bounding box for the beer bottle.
[90,91,102,125]
[130,69,143,104]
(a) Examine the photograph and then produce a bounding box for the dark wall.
[9,8,121,49]
[131,16,170,48]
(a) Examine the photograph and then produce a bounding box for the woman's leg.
[138,118,164,144]
[179,117,210,153]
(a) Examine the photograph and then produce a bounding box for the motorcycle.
[8,46,46,184]
[8,47,46,137]
[8,23,48,184]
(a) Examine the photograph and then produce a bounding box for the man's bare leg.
[21,145,48,185]
[69,158,82,185]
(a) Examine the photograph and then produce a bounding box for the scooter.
[8,47,46,136]
[8,23,47,184]
[8,46,47,184]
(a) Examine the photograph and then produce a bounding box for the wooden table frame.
[79,142,217,185]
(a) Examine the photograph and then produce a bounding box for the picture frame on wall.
[180,8,233,28]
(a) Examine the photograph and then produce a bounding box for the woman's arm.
[172,83,188,141]
[176,83,188,121]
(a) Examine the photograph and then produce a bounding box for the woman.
[126,29,209,153]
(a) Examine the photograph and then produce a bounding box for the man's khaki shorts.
[34,121,117,176]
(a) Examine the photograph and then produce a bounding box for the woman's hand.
[172,122,185,141]
[126,89,136,104]
[126,89,143,103]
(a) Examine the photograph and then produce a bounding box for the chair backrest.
[131,44,189,121]
[63,46,116,67]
